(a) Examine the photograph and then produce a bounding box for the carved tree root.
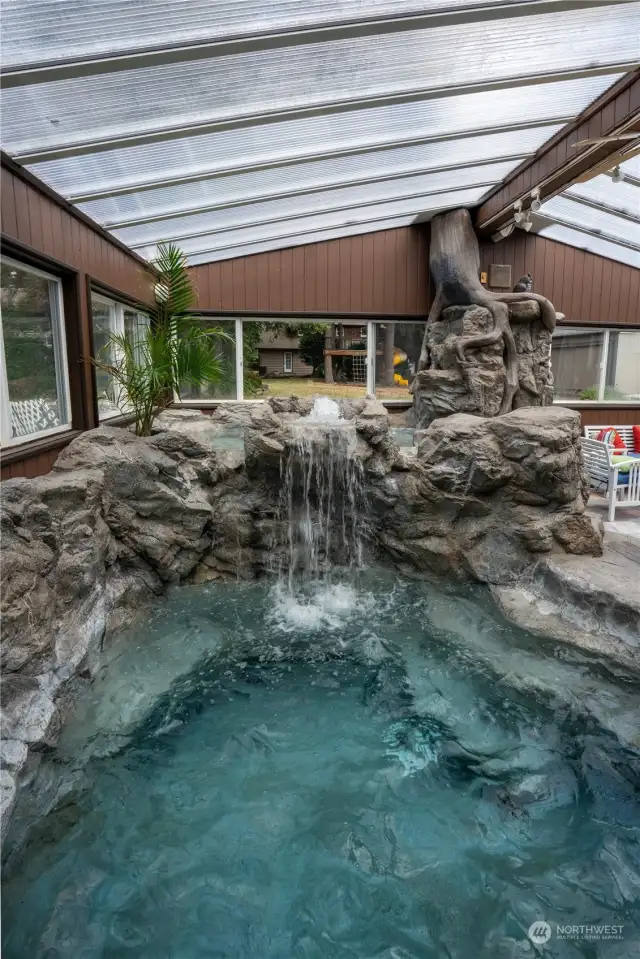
[418,208,559,416]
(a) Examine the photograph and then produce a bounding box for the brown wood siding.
[481,233,640,327]
[193,226,431,315]
[561,406,640,428]
[1,160,153,480]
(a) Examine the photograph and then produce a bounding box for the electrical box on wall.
[488,264,512,288]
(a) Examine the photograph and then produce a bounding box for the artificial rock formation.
[0,401,602,833]
[413,300,554,428]
[415,208,560,424]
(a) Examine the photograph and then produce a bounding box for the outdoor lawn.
[259,378,411,401]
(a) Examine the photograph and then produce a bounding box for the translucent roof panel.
[136,187,487,261]
[537,223,640,270]
[79,127,556,228]
[539,195,640,248]
[112,161,518,248]
[187,215,423,266]
[29,75,614,201]
[0,0,545,70]
[2,4,638,158]
[567,175,640,219]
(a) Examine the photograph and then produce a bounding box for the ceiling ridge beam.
[1,0,623,88]
[104,154,528,230]
[69,118,566,203]
[475,68,640,233]
[13,64,632,165]
[128,181,491,252]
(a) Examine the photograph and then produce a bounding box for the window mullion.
[235,318,244,401]
[597,329,610,402]
[0,309,13,444]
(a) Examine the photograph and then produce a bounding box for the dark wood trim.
[193,309,429,320]
[0,429,81,467]
[1,232,78,277]
[88,276,149,310]
[1,151,153,270]
[475,70,640,234]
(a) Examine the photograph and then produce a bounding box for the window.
[0,257,71,446]
[373,322,422,402]
[283,351,293,374]
[551,327,640,403]
[179,318,238,402]
[90,292,148,419]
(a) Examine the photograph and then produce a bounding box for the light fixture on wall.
[491,221,516,242]
[611,165,625,183]
[520,212,533,232]
[513,200,525,224]
[530,188,542,213]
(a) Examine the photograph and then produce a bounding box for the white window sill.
[1,422,73,449]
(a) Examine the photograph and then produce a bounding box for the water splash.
[277,397,367,593]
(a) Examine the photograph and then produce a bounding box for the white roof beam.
[536,213,640,252]
[69,118,565,204]
[104,153,530,230]
[14,64,633,165]
[126,181,494,251]
[1,0,623,88]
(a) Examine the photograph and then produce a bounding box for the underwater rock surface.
[0,400,607,834]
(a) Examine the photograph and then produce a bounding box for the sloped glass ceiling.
[1,0,638,264]
[537,155,640,269]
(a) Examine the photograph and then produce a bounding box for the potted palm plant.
[91,243,232,436]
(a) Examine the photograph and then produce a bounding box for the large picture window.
[171,317,640,407]
[551,327,640,403]
[90,292,149,420]
[0,257,71,446]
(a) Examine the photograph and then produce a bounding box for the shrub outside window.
[0,257,71,446]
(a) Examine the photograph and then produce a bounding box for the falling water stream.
[277,397,367,595]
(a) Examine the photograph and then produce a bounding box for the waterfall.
[277,398,367,591]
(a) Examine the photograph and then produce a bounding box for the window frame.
[283,350,293,374]
[551,324,640,406]
[0,255,73,448]
[90,290,149,421]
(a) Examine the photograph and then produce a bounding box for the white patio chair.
[580,437,640,521]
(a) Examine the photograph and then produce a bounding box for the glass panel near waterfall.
[550,327,606,402]
[374,321,423,402]
[250,320,367,401]
[179,318,237,400]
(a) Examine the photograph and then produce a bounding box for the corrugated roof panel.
[111,160,518,247]
[28,75,616,201]
[137,186,486,261]
[186,214,422,266]
[79,126,562,227]
[3,5,637,156]
[566,175,640,219]
[0,0,538,69]
[537,223,640,269]
[540,195,640,247]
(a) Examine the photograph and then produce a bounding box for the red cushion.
[633,425,640,454]
[596,427,626,449]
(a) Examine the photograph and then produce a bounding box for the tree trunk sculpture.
[418,208,560,415]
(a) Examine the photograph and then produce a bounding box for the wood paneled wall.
[193,226,431,315]
[481,232,640,327]
[1,157,153,480]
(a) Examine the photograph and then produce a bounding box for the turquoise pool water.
[3,570,639,958]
